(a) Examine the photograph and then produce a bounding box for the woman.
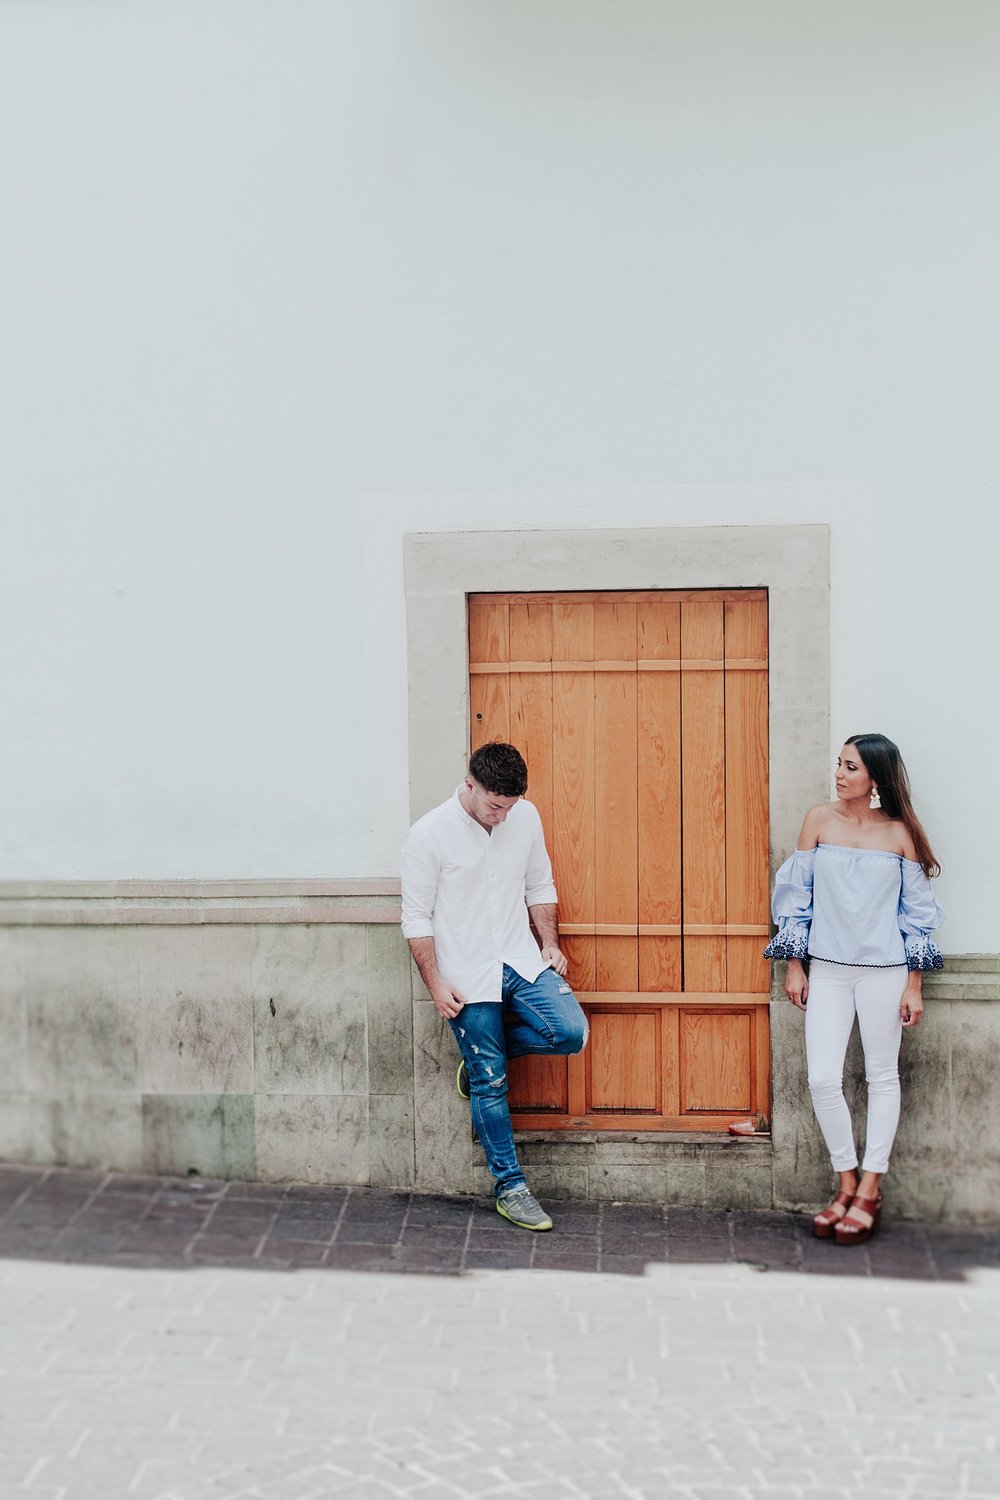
[764,733,943,1244]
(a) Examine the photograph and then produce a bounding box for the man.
[400,742,588,1231]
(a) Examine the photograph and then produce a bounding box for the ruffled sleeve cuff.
[763,921,810,961]
[904,935,944,972]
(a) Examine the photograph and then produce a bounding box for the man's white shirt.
[400,787,559,1004]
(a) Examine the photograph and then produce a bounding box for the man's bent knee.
[554,1013,588,1054]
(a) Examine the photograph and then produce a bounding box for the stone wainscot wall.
[1,882,998,1223]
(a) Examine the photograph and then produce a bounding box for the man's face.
[463,777,521,829]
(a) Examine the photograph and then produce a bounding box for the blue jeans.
[448,964,589,1196]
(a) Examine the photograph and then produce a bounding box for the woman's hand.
[785,958,809,1010]
[901,977,924,1028]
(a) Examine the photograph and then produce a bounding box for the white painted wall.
[2,3,997,947]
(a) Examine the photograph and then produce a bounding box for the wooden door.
[468,590,770,1131]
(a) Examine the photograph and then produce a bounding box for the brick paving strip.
[1,1165,999,1499]
[1,1165,997,1278]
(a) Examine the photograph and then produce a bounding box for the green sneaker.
[496,1186,553,1232]
[456,1060,470,1100]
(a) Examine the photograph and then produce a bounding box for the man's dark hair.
[468,742,528,797]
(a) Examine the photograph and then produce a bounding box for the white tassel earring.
[869,785,881,810]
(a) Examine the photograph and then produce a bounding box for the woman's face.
[834,743,874,804]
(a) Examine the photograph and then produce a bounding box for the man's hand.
[540,944,568,978]
[430,982,467,1021]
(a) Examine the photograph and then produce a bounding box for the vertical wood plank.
[661,1006,680,1116]
[470,674,510,751]
[679,1011,752,1113]
[595,599,638,990]
[510,602,555,846]
[725,598,770,993]
[470,597,511,751]
[468,598,509,663]
[552,601,596,990]
[638,599,682,992]
[681,602,726,992]
[589,1011,659,1111]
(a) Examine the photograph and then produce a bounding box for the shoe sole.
[456,1062,470,1101]
[496,1201,553,1232]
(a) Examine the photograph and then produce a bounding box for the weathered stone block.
[366,926,413,1096]
[251,925,367,1095]
[369,1094,415,1189]
[948,1171,1000,1223]
[142,1094,256,1180]
[887,1170,953,1223]
[517,1136,598,1164]
[0,929,27,1091]
[589,1164,671,1204]
[25,927,139,1093]
[412,1003,476,1195]
[28,1093,144,1172]
[0,1093,32,1162]
[893,1001,954,1173]
[255,1094,369,1184]
[702,1158,772,1210]
[137,926,253,1094]
[516,1163,589,1201]
[952,1001,1000,1166]
[664,1162,707,1206]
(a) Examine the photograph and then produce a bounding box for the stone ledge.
[0,882,404,927]
[0,878,401,898]
[516,1130,773,1165]
[923,971,1000,1001]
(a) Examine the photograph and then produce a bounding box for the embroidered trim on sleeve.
[904,936,944,972]
[763,927,810,961]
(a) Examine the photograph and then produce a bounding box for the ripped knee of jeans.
[471,1062,507,1093]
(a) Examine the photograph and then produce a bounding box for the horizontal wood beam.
[559,923,769,937]
[471,589,768,605]
[575,992,769,1006]
[470,659,767,673]
[510,1113,769,1132]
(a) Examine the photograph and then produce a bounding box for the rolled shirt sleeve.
[763,848,815,961]
[400,827,439,941]
[898,860,945,971]
[523,803,558,908]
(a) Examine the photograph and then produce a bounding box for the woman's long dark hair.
[845,733,940,878]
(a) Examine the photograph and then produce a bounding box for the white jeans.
[804,959,907,1175]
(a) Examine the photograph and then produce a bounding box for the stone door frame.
[402,523,830,1197]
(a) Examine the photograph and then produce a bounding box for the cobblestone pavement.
[1,1165,998,1499]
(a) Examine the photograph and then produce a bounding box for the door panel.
[680,1011,753,1113]
[589,1010,659,1112]
[468,589,770,1132]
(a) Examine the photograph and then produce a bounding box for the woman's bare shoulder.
[893,821,919,862]
[797,803,837,846]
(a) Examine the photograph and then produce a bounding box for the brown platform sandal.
[812,1188,855,1239]
[834,1189,884,1246]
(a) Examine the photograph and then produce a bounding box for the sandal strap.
[840,1191,884,1232]
[814,1190,855,1225]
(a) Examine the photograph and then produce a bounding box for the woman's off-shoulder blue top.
[762,844,944,971]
